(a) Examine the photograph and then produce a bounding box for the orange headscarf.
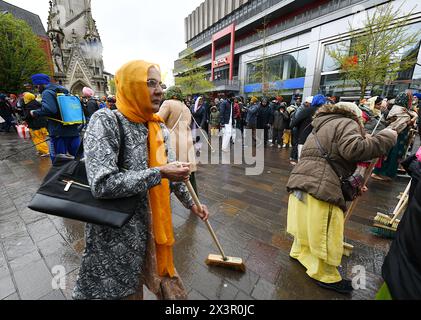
[116,60,175,278]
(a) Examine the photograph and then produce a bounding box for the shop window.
[322,40,350,73]
[246,48,309,84]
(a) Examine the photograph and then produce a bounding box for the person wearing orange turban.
[72,60,208,301]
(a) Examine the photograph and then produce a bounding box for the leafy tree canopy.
[0,13,50,94]
[175,47,214,96]
[327,3,420,99]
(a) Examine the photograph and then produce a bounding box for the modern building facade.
[175,0,421,101]
[47,0,108,96]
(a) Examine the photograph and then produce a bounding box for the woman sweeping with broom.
[286,102,397,294]
[72,60,209,300]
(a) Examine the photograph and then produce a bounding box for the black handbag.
[28,114,138,228]
[313,129,363,202]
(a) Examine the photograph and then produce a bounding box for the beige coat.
[158,99,197,172]
[387,105,418,134]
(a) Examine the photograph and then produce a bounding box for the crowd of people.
[1,64,421,300]
[176,92,420,173]
[0,79,117,161]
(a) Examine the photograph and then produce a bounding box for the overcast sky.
[8,0,205,85]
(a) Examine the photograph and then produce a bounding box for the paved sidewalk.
[0,131,410,300]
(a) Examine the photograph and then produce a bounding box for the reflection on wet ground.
[0,132,412,300]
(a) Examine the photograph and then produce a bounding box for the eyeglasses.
[146,79,166,90]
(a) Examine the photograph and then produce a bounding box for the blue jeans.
[49,136,81,163]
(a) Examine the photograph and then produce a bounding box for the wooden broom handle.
[389,180,412,226]
[185,180,228,260]
[389,196,409,226]
[344,159,378,224]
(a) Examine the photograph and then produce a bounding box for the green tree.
[250,17,276,96]
[109,79,116,95]
[175,47,214,96]
[0,13,50,93]
[327,3,420,99]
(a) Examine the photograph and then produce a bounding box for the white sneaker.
[278,145,282,149]
[283,144,287,148]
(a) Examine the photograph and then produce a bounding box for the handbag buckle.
[64,180,74,192]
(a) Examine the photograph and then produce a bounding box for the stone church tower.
[47,0,107,96]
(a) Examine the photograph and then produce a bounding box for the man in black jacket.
[257,98,274,147]
[290,95,326,160]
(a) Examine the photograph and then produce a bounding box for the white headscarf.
[367,96,381,117]
[336,102,363,121]
[194,97,203,112]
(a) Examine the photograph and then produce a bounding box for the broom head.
[206,254,246,272]
[343,242,354,257]
[371,212,399,239]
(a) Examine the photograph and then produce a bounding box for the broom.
[372,180,411,239]
[184,180,246,272]
[342,159,378,257]
[342,115,385,256]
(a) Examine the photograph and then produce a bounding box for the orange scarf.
[116,61,175,277]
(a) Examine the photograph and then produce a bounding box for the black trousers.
[272,128,284,146]
[290,128,299,161]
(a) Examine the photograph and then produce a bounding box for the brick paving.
[0,131,413,300]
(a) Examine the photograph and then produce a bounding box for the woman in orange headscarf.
[73,61,209,301]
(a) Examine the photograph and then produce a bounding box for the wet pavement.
[0,131,413,300]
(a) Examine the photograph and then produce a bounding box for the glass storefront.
[319,22,421,98]
[245,48,309,85]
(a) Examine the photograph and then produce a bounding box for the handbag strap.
[312,117,346,180]
[312,130,343,180]
[75,110,125,164]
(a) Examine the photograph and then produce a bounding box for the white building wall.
[238,0,421,96]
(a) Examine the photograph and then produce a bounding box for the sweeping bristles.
[343,243,354,257]
[206,254,246,272]
[372,213,401,239]
[374,213,400,230]
[372,181,411,239]
[371,226,397,239]
[183,178,246,273]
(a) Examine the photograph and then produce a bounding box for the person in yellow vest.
[22,93,50,157]
[72,60,209,300]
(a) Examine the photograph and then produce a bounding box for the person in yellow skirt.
[286,102,397,294]
[22,93,50,157]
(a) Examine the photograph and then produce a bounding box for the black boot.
[315,279,354,294]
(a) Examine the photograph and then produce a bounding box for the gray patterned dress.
[72,109,194,300]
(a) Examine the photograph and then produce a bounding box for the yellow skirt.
[30,128,49,155]
[287,193,344,284]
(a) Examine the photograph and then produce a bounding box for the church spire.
[46,0,108,96]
